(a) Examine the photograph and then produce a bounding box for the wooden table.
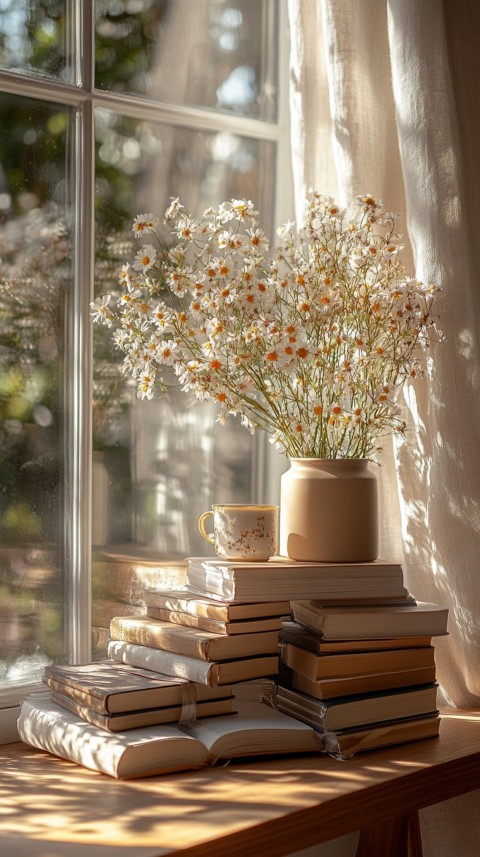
[1,708,480,857]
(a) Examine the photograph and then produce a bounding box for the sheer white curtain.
[288,1,480,854]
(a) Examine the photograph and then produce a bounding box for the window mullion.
[274,1,294,226]
[79,0,95,91]
[258,2,293,505]
[65,0,95,663]
[91,90,282,141]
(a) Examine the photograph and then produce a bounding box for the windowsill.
[0,679,44,745]
[94,544,189,564]
[0,705,21,744]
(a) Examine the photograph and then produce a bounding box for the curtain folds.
[287,1,480,854]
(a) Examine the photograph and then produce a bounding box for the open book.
[18,692,322,779]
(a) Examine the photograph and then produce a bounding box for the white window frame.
[0,0,292,742]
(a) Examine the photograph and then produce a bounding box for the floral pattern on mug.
[199,505,279,561]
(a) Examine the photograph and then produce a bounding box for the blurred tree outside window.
[0,0,289,718]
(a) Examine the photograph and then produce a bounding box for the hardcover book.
[280,621,433,654]
[308,712,441,759]
[50,688,236,732]
[18,693,322,779]
[43,660,232,714]
[146,605,289,636]
[271,682,438,731]
[185,556,409,603]
[278,664,437,700]
[281,642,435,681]
[291,600,449,640]
[109,615,280,661]
[143,590,291,620]
[108,640,279,686]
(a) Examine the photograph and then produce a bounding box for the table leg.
[355,810,423,857]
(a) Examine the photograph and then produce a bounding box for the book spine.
[279,630,323,655]
[50,690,114,730]
[43,675,110,714]
[272,687,329,730]
[291,605,327,637]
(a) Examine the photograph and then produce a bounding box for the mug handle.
[198,510,215,545]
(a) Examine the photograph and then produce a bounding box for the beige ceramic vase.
[279,458,379,563]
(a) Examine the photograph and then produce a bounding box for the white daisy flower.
[90,295,112,325]
[133,244,157,272]
[132,213,159,236]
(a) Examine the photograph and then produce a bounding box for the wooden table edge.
[2,708,480,857]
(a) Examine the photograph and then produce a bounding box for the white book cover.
[107,640,279,686]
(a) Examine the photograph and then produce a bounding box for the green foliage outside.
[0,0,164,671]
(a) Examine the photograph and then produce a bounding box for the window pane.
[0,94,72,684]
[92,111,276,654]
[0,0,75,83]
[95,0,278,121]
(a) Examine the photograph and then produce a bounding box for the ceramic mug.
[197,504,279,561]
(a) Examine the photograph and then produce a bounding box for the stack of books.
[271,598,449,759]
[17,552,449,775]
[125,589,290,681]
[16,560,321,778]
[17,585,321,778]
[105,555,410,685]
[42,659,237,731]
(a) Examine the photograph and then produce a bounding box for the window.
[0,0,291,738]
